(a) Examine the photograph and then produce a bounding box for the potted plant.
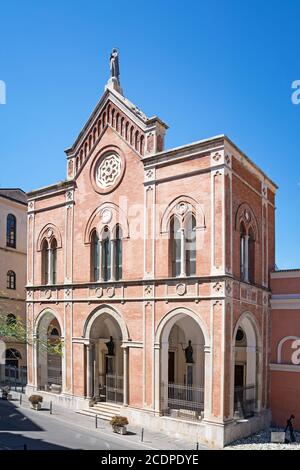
[110,415,129,435]
[28,394,43,410]
[1,386,10,400]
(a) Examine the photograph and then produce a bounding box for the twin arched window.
[41,238,58,285]
[7,270,16,290]
[6,214,16,248]
[240,223,255,283]
[91,225,123,282]
[170,214,196,277]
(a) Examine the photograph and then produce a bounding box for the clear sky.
[0,0,299,269]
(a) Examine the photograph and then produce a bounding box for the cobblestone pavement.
[226,428,300,450]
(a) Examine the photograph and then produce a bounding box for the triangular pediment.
[65,85,168,180]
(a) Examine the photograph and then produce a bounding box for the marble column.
[86,344,94,399]
[123,346,128,406]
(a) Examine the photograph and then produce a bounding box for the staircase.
[76,402,122,421]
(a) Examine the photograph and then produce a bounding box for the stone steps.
[76,402,121,422]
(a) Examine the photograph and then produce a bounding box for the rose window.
[96,154,122,189]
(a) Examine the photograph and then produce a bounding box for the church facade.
[26,55,276,448]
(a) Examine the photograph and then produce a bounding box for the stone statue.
[110,48,120,82]
[105,336,115,356]
[184,340,194,364]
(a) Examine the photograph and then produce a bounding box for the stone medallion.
[101,209,112,224]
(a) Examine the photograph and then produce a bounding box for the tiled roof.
[0,188,27,205]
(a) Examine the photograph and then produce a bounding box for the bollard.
[196,442,199,450]
[95,414,98,429]
[141,428,144,442]
[19,394,22,406]
[50,401,53,415]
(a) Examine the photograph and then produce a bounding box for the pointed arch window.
[91,231,100,282]
[42,240,49,285]
[41,238,58,285]
[115,225,123,281]
[51,239,57,284]
[240,223,256,284]
[7,214,16,248]
[185,214,196,276]
[7,271,16,290]
[103,227,111,282]
[240,223,247,281]
[170,216,181,277]
[248,228,255,284]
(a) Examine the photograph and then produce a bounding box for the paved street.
[0,392,203,450]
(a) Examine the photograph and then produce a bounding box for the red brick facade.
[26,71,277,447]
[270,271,300,430]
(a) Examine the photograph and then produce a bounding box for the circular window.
[236,328,245,342]
[90,147,126,195]
[96,153,122,189]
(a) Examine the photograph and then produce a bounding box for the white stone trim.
[271,298,300,309]
[83,304,129,341]
[271,271,300,279]
[270,363,300,372]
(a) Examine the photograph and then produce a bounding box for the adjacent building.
[0,189,27,382]
[25,54,277,448]
[270,270,300,430]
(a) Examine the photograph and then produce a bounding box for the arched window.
[41,238,57,285]
[248,228,255,284]
[112,108,115,127]
[120,117,125,136]
[130,126,134,145]
[115,225,123,281]
[7,214,16,248]
[125,121,129,140]
[91,231,100,282]
[185,215,196,276]
[6,313,16,325]
[135,131,139,150]
[41,239,49,285]
[140,135,145,155]
[51,238,57,284]
[240,223,246,281]
[170,216,181,277]
[5,348,21,368]
[103,227,111,281]
[116,113,120,131]
[7,270,16,290]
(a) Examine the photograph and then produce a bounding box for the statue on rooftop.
[110,48,120,82]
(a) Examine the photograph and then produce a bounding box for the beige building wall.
[0,190,27,375]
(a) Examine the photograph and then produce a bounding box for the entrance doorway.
[87,312,124,404]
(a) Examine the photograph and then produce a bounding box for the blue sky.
[0,0,299,268]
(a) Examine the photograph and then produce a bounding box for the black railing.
[105,374,123,404]
[161,382,204,421]
[0,365,27,392]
